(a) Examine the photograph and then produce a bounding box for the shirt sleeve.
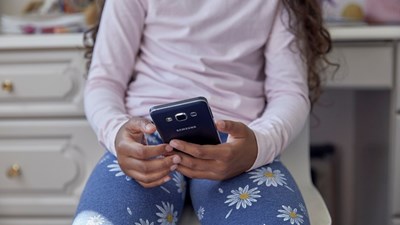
[247,2,310,170]
[84,0,147,156]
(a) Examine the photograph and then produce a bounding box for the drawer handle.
[2,80,14,93]
[7,164,22,178]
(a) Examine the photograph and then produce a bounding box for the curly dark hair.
[281,0,336,105]
[84,0,336,105]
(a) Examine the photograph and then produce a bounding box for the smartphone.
[149,96,221,145]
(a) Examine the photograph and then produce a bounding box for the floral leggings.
[73,133,310,225]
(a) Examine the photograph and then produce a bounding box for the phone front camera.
[175,112,187,122]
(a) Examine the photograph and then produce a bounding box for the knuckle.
[194,148,205,158]
[185,159,194,168]
[117,158,129,171]
[127,119,140,131]
[191,161,199,169]
[216,163,229,174]
[129,118,148,131]
[187,159,200,170]
[116,140,128,152]
[226,121,235,130]
[164,158,173,168]
[138,163,149,174]
[223,148,235,161]
[236,121,245,128]
[135,146,147,159]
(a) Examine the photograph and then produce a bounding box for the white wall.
[311,90,356,225]
[311,89,391,225]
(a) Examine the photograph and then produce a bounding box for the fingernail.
[164,176,171,183]
[172,155,181,164]
[170,140,179,149]
[170,165,177,171]
[165,145,173,152]
[146,123,154,131]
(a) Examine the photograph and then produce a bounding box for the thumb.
[126,118,156,135]
[216,120,248,138]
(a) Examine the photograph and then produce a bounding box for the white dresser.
[0,34,102,225]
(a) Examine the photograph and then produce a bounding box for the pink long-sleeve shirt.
[84,0,310,170]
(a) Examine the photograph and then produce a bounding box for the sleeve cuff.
[100,115,131,157]
[247,128,277,171]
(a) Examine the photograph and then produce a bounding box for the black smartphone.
[149,96,221,145]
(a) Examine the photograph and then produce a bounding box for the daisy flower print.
[107,160,132,181]
[172,172,186,198]
[277,205,304,225]
[156,201,178,225]
[86,214,105,225]
[135,219,154,225]
[197,206,205,221]
[249,167,287,187]
[224,185,261,210]
[299,203,308,218]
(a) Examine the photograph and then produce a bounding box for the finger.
[169,140,222,159]
[118,141,170,159]
[174,151,216,171]
[126,117,156,135]
[216,120,248,138]
[130,167,172,184]
[137,174,172,188]
[121,154,181,174]
[118,118,156,145]
[177,165,221,180]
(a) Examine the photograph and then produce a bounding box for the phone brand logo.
[176,126,197,132]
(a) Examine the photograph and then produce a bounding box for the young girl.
[73,0,332,224]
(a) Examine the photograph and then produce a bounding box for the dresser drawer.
[327,42,394,89]
[0,120,102,217]
[0,49,85,117]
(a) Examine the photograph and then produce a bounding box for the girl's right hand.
[115,117,181,188]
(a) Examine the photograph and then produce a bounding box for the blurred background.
[0,0,97,34]
[0,1,400,225]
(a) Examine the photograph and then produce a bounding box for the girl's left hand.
[170,120,258,180]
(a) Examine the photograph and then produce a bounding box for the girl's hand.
[115,118,181,188]
[170,120,258,180]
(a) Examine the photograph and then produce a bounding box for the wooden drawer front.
[0,138,77,191]
[327,43,393,89]
[0,50,85,117]
[0,120,102,217]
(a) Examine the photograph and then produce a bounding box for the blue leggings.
[73,133,310,225]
